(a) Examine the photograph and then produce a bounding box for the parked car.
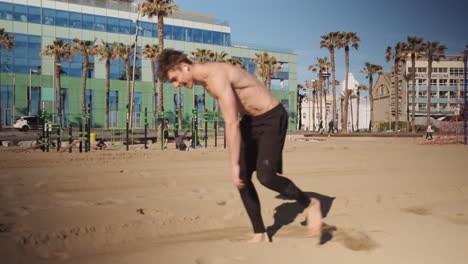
[13,116,49,131]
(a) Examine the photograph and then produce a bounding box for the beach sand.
[1,137,468,264]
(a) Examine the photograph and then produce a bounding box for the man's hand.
[230,165,245,189]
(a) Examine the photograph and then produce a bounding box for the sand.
[1,136,468,264]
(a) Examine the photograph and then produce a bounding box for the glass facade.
[109,90,119,128]
[0,2,231,46]
[0,33,41,74]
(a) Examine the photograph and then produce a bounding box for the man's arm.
[210,74,244,188]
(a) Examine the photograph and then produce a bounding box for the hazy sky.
[166,0,467,91]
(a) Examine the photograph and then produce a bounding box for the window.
[439,79,447,86]
[213,31,222,45]
[303,113,306,118]
[95,15,107,31]
[82,14,94,30]
[431,68,438,73]
[13,4,28,22]
[439,91,448,98]
[450,68,464,76]
[449,79,459,86]
[193,28,202,43]
[184,27,193,42]
[172,26,184,41]
[133,92,142,128]
[140,21,153,37]
[164,24,173,39]
[202,30,212,44]
[119,19,130,34]
[107,17,119,33]
[28,6,41,23]
[0,2,14,21]
[418,79,427,85]
[109,90,119,128]
[0,85,14,126]
[43,8,56,25]
[417,67,427,73]
[69,12,82,28]
[430,79,437,85]
[55,10,69,27]
[439,68,447,73]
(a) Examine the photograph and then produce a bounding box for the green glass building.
[0,0,298,129]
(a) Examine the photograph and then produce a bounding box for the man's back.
[195,63,279,117]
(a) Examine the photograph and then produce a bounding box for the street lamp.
[129,2,143,129]
[29,68,38,115]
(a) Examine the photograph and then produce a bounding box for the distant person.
[318,120,324,134]
[426,123,434,140]
[93,138,107,150]
[175,130,191,151]
[163,118,170,149]
[328,120,335,134]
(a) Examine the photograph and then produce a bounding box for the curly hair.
[157,49,192,81]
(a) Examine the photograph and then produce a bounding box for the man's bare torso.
[193,62,279,117]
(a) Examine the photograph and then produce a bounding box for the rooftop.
[49,0,229,26]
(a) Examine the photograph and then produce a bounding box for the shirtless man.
[157,49,323,243]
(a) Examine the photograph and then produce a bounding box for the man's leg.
[255,109,322,236]
[238,119,268,242]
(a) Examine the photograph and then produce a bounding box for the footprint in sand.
[445,213,468,226]
[136,208,171,217]
[334,228,379,251]
[401,207,431,216]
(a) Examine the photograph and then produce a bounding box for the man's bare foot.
[247,232,269,243]
[306,198,323,237]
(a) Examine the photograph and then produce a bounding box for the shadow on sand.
[266,192,336,245]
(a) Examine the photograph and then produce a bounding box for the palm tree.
[225,57,245,69]
[113,42,136,127]
[308,57,331,124]
[420,41,448,126]
[304,80,316,130]
[320,32,340,125]
[40,40,72,127]
[402,72,415,131]
[338,32,360,133]
[93,40,118,128]
[140,0,178,141]
[296,84,307,130]
[356,84,368,131]
[405,36,424,133]
[253,52,281,90]
[71,38,95,122]
[141,43,160,128]
[0,28,15,130]
[385,42,408,131]
[360,62,383,132]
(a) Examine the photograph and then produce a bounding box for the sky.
[166,0,467,94]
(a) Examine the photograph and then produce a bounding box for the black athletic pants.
[239,104,311,234]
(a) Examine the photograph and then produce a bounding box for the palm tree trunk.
[394,61,400,131]
[340,98,344,132]
[411,54,417,133]
[319,73,323,122]
[105,59,110,128]
[331,49,337,124]
[157,14,165,143]
[426,59,432,126]
[126,60,131,127]
[150,60,156,128]
[312,93,315,131]
[368,76,374,132]
[324,87,328,129]
[81,54,88,122]
[350,96,354,132]
[357,91,361,131]
[55,55,63,127]
[177,88,182,130]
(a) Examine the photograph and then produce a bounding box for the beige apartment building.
[373,54,465,131]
